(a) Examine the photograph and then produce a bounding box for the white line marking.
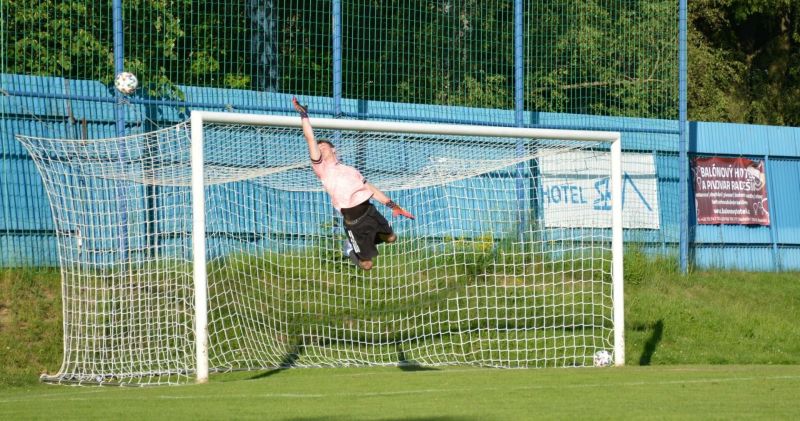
[1,374,798,404]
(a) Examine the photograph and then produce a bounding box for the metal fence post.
[764,155,781,270]
[514,0,526,239]
[333,0,342,118]
[112,0,129,262]
[679,0,689,273]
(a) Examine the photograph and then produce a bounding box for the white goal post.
[18,111,624,386]
[189,111,625,383]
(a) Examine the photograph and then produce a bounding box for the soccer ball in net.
[593,350,612,367]
[114,72,138,95]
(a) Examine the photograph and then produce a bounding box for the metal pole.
[113,0,125,137]
[112,0,129,262]
[332,0,342,118]
[514,0,524,127]
[764,156,780,270]
[679,0,689,273]
[514,0,526,238]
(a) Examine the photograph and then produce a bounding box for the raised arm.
[292,97,320,162]
[365,182,415,220]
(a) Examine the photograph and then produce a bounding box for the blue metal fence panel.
[691,121,800,157]
[694,245,777,271]
[768,159,800,244]
[778,247,800,271]
[0,234,58,267]
[3,75,800,271]
[688,122,800,271]
[0,157,51,231]
[694,223,773,244]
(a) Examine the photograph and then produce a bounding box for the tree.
[526,0,678,119]
[690,0,800,125]
[5,1,112,80]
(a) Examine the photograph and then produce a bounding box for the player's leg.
[344,238,373,270]
[377,232,396,243]
[372,206,396,244]
[344,217,380,270]
[342,238,354,257]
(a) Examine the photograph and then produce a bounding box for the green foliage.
[690,0,800,125]
[527,0,678,119]
[688,29,749,122]
[341,0,515,109]
[623,246,678,286]
[4,0,680,118]
[7,0,800,123]
[5,1,112,78]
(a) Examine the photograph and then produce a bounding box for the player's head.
[317,139,336,161]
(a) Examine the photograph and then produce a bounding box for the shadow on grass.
[247,341,441,379]
[396,345,438,372]
[247,343,305,380]
[633,319,664,366]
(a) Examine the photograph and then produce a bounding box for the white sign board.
[539,150,660,229]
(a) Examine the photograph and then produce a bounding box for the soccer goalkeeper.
[292,97,414,270]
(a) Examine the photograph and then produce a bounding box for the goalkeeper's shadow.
[247,343,305,380]
[396,345,439,372]
[635,319,664,366]
[245,341,440,379]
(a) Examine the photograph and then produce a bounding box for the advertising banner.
[539,150,660,229]
[692,157,770,225]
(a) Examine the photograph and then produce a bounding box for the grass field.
[2,251,800,419]
[1,365,799,419]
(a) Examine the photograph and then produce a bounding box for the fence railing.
[3,1,691,267]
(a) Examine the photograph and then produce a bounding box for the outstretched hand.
[292,97,308,117]
[392,205,415,220]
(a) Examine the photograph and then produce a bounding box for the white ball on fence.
[114,72,138,95]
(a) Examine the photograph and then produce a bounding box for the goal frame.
[189,111,625,383]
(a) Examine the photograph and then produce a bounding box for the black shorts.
[342,201,393,262]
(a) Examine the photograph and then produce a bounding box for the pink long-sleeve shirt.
[312,158,373,210]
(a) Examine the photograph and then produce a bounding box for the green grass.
[1,252,800,418]
[1,365,799,420]
[623,249,800,365]
[0,268,62,387]
[200,240,616,373]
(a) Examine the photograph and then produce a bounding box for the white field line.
[1,374,799,404]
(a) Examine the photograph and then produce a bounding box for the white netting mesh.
[17,117,616,386]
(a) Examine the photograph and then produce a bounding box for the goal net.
[17,112,623,386]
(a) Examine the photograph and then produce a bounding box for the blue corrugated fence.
[2,74,799,270]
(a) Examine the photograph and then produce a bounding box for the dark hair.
[317,139,334,148]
